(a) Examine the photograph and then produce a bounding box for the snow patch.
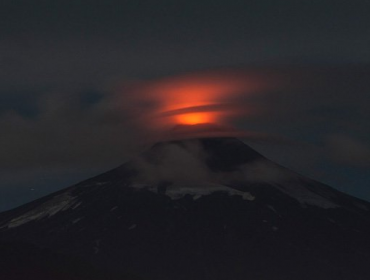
[131,182,255,201]
[72,217,84,224]
[267,205,278,214]
[6,192,79,228]
[240,159,297,184]
[72,202,82,209]
[193,194,202,200]
[235,159,338,209]
[128,224,137,230]
[242,192,255,201]
[274,183,338,209]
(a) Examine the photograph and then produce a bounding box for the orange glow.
[117,69,282,131]
[175,113,216,125]
[145,73,256,126]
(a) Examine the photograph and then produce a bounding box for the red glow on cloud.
[157,79,242,125]
[117,69,283,138]
[175,112,217,125]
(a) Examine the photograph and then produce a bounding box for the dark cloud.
[2,1,370,44]
[0,90,145,170]
[325,134,370,167]
[1,1,370,94]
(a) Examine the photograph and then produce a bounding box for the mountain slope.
[1,137,370,280]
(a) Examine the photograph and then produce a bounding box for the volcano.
[1,135,370,280]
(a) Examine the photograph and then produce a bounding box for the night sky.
[1,0,370,211]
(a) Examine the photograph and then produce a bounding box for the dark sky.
[1,0,370,211]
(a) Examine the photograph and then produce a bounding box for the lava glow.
[175,112,217,125]
[118,69,283,136]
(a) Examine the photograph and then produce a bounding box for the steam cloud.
[131,138,296,189]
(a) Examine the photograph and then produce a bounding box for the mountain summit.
[1,137,370,280]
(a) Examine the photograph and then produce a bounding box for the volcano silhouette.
[1,134,370,280]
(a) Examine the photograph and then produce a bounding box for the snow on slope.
[131,182,256,201]
[2,192,81,228]
[239,159,339,209]
[0,138,342,230]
